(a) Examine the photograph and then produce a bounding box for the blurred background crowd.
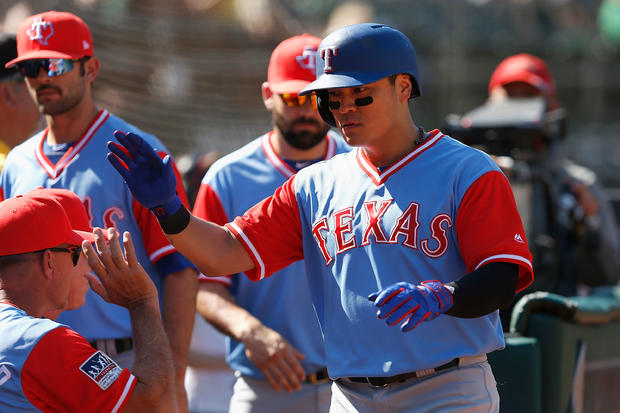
[3,2,620,412]
[3,0,620,194]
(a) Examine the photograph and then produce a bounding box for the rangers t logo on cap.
[296,46,316,72]
[26,17,54,45]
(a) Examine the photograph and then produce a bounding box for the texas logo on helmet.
[320,46,338,73]
[26,17,54,45]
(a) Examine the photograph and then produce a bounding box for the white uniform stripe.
[229,221,266,280]
[356,131,444,185]
[356,149,380,183]
[380,132,443,178]
[34,110,110,179]
[111,374,135,413]
[34,140,56,178]
[261,134,295,179]
[198,273,232,286]
[474,254,533,271]
[149,244,176,262]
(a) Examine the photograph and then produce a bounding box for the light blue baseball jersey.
[0,303,135,412]
[227,130,534,379]
[193,130,350,378]
[0,110,191,340]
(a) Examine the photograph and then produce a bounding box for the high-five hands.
[83,227,157,309]
[107,130,181,217]
[368,280,454,333]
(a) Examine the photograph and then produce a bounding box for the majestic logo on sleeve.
[27,17,54,45]
[79,351,122,390]
[0,364,11,387]
[312,200,452,265]
[296,46,317,72]
[320,46,338,73]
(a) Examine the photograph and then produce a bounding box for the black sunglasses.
[16,57,85,78]
[48,246,82,266]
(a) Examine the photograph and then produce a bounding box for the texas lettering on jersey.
[312,199,451,266]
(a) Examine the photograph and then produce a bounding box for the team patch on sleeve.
[79,351,123,390]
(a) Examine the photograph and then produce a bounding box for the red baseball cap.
[0,194,95,256]
[267,34,322,94]
[25,188,92,232]
[488,53,556,97]
[4,11,94,69]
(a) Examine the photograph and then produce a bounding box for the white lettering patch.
[79,351,122,390]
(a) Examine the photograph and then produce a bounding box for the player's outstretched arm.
[107,130,254,276]
[83,228,175,412]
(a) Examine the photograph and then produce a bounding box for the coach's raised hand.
[107,130,183,219]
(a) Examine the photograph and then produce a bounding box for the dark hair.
[0,251,42,273]
[79,56,91,77]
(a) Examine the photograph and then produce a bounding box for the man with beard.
[191,34,349,413]
[0,11,197,412]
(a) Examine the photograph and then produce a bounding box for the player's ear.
[396,74,412,102]
[38,249,55,281]
[83,57,100,83]
[262,82,274,111]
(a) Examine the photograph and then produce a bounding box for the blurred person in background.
[488,53,620,296]
[448,53,620,304]
[0,11,197,412]
[191,34,350,413]
[177,150,222,208]
[0,31,41,172]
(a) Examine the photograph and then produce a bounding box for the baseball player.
[0,11,197,411]
[0,32,41,172]
[108,23,534,412]
[193,34,349,412]
[0,191,175,412]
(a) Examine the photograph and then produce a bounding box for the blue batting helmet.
[299,23,421,127]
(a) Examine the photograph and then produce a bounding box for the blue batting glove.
[368,281,454,333]
[107,130,181,218]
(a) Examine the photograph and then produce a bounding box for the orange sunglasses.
[279,93,317,109]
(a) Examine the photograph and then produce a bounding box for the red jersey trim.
[0,301,18,309]
[356,130,443,186]
[323,133,337,160]
[149,245,177,263]
[261,131,337,179]
[226,221,266,280]
[111,374,136,413]
[35,109,110,179]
